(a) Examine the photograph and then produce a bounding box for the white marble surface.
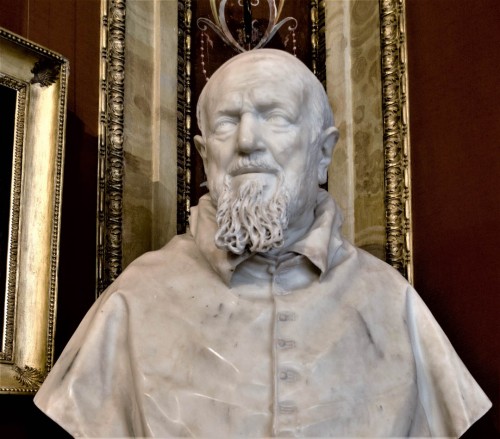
[34,192,491,437]
[35,50,491,437]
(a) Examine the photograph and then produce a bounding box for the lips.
[229,159,280,176]
[231,166,273,176]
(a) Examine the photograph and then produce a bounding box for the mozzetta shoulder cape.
[35,191,491,438]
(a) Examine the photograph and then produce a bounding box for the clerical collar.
[188,189,345,286]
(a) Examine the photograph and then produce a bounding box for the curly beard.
[214,174,289,255]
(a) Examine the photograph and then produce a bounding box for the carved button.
[267,265,276,275]
[277,339,296,349]
[279,369,300,382]
[278,401,297,414]
[277,311,296,322]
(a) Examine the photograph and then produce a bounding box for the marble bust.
[35,49,491,438]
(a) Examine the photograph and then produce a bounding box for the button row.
[276,309,298,425]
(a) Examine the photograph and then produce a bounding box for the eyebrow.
[251,88,302,111]
[212,92,242,112]
[255,100,294,112]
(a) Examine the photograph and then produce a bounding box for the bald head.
[196,49,334,145]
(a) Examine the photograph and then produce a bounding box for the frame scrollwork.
[379,0,413,282]
[97,0,126,294]
[177,0,193,234]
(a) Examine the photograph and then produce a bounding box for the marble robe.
[34,191,491,437]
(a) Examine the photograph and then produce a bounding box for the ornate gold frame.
[97,0,126,295]
[0,28,68,393]
[98,0,412,292]
[380,0,413,282]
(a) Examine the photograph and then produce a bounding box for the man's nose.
[237,113,264,153]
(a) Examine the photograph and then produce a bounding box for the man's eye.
[265,113,290,126]
[214,119,237,133]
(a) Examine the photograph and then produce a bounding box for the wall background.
[0,0,498,437]
[406,0,499,436]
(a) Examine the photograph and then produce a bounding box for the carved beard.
[214,174,289,255]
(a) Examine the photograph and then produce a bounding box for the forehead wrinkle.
[203,71,309,131]
[212,91,242,113]
[215,83,304,115]
[250,86,303,114]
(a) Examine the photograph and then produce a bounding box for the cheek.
[204,146,230,193]
[205,149,231,177]
[277,150,317,179]
[268,129,308,162]
[206,137,234,161]
[205,163,225,188]
[282,151,320,195]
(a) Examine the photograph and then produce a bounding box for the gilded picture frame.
[0,28,68,394]
[97,0,412,294]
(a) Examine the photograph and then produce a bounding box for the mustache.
[228,156,281,176]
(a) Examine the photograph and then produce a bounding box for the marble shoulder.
[124,232,200,269]
[327,241,413,306]
[101,232,211,297]
[353,244,410,287]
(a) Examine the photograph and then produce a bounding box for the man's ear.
[194,135,207,167]
[317,126,339,184]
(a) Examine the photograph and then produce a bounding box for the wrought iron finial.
[197,0,297,54]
